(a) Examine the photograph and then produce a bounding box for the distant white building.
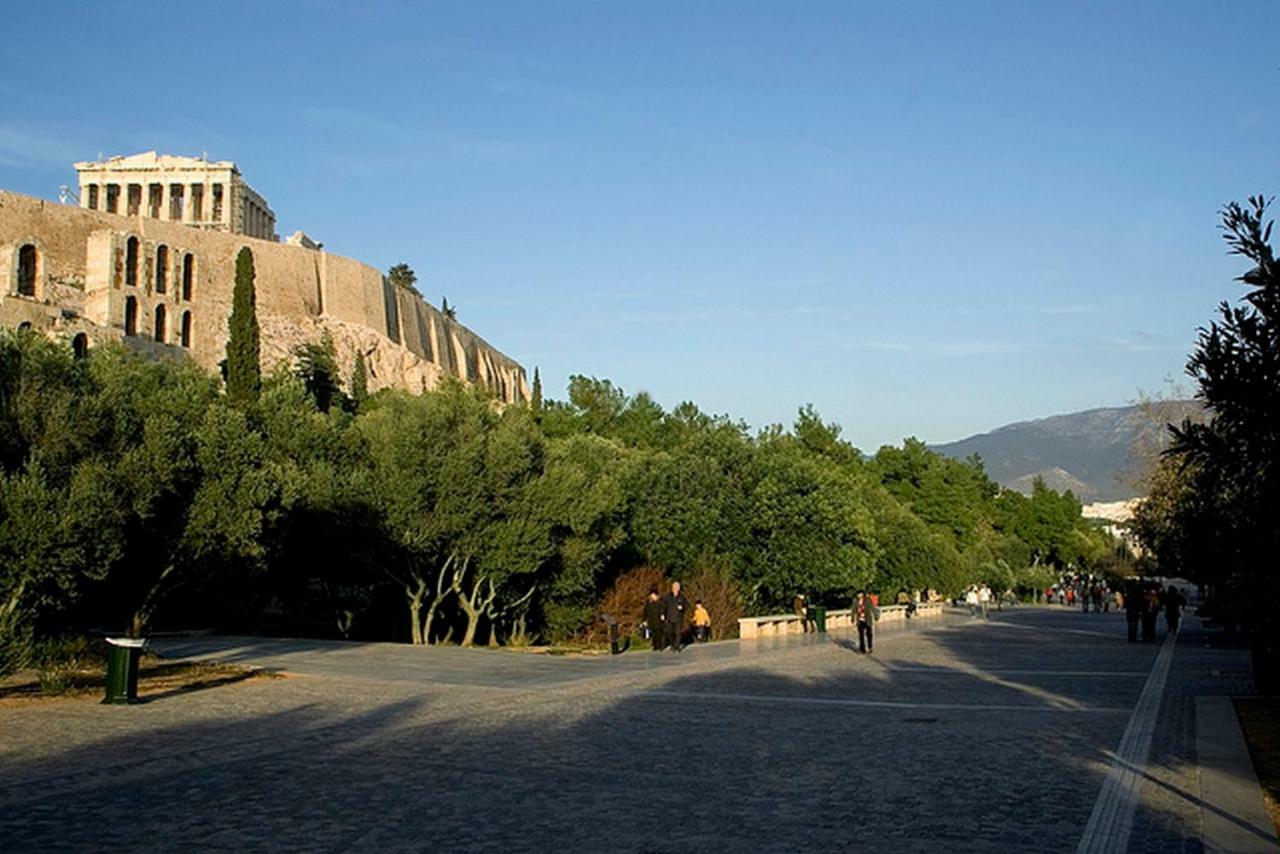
[1082,498,1144,556]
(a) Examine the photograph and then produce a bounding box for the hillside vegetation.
[0,331,1126,670]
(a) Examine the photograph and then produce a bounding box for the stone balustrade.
[738,601,945,639]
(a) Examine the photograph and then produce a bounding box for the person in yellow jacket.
[692,600,711,643]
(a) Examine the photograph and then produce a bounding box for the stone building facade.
[75,152,277,241]
[0,166,529,403]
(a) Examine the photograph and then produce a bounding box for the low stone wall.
[738,602,945,639]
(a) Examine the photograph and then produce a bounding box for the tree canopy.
[0,334,1116,670]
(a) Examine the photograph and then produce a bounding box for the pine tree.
[226,247,260,405]
[351,350,369,406]
[387,263,419,295]
[531,366,543,412]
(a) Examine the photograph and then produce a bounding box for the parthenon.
[74,151,277,241]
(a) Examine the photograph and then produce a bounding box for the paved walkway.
[0,608,1273,852]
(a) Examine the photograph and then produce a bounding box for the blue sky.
[2,1,1276,449]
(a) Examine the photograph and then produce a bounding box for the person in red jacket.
[854,590,880,654]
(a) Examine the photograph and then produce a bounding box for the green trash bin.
[103,638,145,705]
[813,606,828,633]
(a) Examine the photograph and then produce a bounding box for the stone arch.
[72,332,89,359]
[125,236,139,286]
[154,304,167,343]
[180,310,192,348]
[16,244,37,297]
[124,295,138,336]
[181,253,194,301]
[155,245,168,294]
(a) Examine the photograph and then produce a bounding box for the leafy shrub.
[33,635,99,695]
[0,622,32,679]
[683,564,744,640]
[584,564,745,644]
[542,601,595,644]
[583,566,667,645]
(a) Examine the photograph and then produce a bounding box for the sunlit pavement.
[0,607,1264,852]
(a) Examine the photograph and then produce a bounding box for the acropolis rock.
[0,153,528,403]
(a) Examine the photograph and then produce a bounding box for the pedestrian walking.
[794,592,814,634]
[854,589,879,653]
[1124,581,1142,643]
[965,586,980,617]
[644,588,664,651]
[693,599,711,642]
[662,581,690,651]
[1141,584,1160,643]
[978,584,992,620]
[1163,585,1187,635]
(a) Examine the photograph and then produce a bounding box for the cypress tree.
[226,247,261,405]
[351,350,369,406]
[531,366,543,412]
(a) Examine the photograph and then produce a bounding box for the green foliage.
[226,247,261,406]
[1135,196,1279,650]
[740,434,878,606]
[387,263,418,295]
[0,329,1101,649]
[866,486,965,596]
[292,333,345,414]
[350,351,369,406]
[871,438,995,550]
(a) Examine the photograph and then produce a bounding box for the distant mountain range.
[930,401,1201,503]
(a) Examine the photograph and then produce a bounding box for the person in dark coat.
[1124,581,1142,643]
[1163,585,1187,635]
[854,589,879,654]
[662,581,690,651]
[643,588,664,651]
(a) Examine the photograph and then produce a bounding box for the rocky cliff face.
[260,315,447,394]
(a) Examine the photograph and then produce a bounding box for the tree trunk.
[421,556,455,645]
[131,561,178,638]
[405,576,427,645]
[450,559,494,648]
[486,583,537,648]
[457,586,481,647]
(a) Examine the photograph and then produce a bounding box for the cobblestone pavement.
[0,608,1252,852]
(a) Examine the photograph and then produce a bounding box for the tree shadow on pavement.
[0,611,1270,853]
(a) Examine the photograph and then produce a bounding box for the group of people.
[643,582,711,652]
[1124,581,1187,643]
[1044,575,1190,643]
[1045,576,1117,613]
[963,584,996,618]
[794,590,882,652]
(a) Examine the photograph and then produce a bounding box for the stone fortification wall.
[0,190,529,402]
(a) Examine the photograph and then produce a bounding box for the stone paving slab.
[0,608,1259,852]
[1196,696,1280,852]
